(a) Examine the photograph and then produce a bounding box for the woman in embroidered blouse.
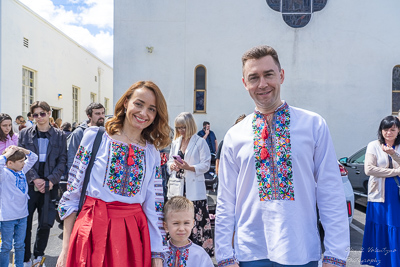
[361,115,400,266]
[0,113,18,154]
[56,81,171,267]
[167,112,214,256]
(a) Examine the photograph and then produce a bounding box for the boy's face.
[7,158,25,172]
[32,107,51,127]
[163,210,195,246]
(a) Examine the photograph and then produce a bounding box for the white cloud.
[19,0,113,66]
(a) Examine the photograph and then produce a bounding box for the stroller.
[204,153,218,192]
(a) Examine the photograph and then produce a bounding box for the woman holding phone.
[167,112,214,256]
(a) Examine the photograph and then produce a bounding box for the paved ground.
[7,202,367,267]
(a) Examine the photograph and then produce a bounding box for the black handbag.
[77,126,105,215]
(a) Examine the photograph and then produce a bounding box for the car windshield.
[349,147,366,164]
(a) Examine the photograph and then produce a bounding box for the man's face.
[204,124,210,131]
[16,118,24,125]
[89,108,105,126]
[32,107,50,126]
[242,55,285,113]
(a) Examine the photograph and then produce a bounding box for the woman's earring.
[124,108,127,113]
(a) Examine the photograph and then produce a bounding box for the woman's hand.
[170,163,180,172]
[175,160,195,172]
[56,249,68,267]
[381,144,395,155]
[151,258,163,267]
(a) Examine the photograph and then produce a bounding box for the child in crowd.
[163,196,214,267]
[0,113,18,154]
[0,145,38,267]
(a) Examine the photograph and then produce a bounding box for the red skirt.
[66,196,151,267]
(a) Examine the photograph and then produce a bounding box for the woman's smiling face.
[124,87,157,132]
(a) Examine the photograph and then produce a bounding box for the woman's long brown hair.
[105,81,171,150]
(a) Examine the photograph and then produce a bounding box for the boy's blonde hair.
[164,196,194,221]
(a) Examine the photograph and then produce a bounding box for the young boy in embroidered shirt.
[163,196,214,267]
[0,145,38,267]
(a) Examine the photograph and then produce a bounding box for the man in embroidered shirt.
[215,45,350,267]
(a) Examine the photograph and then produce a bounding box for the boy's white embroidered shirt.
[164,240,214,267]
[0,151,38,221]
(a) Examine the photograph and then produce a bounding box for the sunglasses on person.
[32,112,47,118]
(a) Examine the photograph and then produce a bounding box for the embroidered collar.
[169,239,192,250]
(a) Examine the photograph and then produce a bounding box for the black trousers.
[24,185,57,262]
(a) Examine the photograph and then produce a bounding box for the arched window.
[392,65,400,115]
[194,65,206,113]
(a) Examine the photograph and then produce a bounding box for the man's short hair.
[86,102,105,117]
[242,45,281,72]
[30,101,51,113]
[3,149,26,163]
[16,115,24,121]
[27,112,32,117]
[163,196,194,222]
[203,121,210,127]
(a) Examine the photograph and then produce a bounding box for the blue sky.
[20,0,114,66]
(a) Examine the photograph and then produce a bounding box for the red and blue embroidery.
[166,241,190,267]
[253,102,294,201]
[105,142,145,197]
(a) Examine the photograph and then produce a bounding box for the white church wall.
[114,0,400,156]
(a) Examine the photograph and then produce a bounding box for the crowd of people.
[0,44,398,267]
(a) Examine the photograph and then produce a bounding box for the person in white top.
[167,112,213,256]
[215,45,350,267]
[163,196,214,267]
[56,81,171,267]
[0,146,38,267]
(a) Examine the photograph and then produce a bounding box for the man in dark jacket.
[66,102,105,172]
[18,101,67,267]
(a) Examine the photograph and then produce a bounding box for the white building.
[0,0,113,125]
[114,0,400,157]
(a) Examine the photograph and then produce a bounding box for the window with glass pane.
[22,68,36,117]
[393,66,400,114]
[194,65,206,113]
[90,92,97,103]
[72,86,80,123]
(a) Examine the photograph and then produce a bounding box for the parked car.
[339,146,368,207]
[338,163,355,224]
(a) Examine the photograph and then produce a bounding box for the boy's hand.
[21,147,30,155]
[3,145,18,158]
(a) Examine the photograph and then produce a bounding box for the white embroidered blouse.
[58,127,167,254]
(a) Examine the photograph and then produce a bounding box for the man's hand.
[33,179,53,193]
[322,263,337,267]
[151,258,163,267]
